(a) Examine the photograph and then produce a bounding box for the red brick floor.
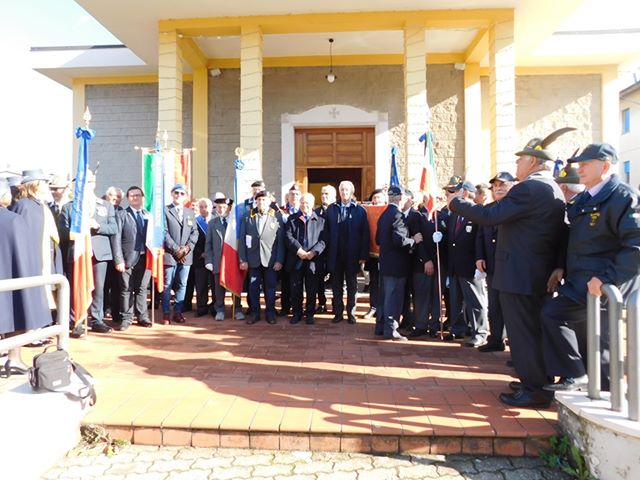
[32,299,559,455]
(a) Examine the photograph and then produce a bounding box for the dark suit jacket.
[376,204,415,278]
[58,198,117,263]
[325,201,370,273]
[163,204,199,266]
[447,212,479,278]
[476,221,498,276]
[450,172,567,295]
[112,206,148,268]
[285,211,326,273]
[406,209,435,272]
[193,215,212,268]
[238,208,285,269]
[204,216,227,275]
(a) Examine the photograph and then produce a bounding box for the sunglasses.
[173,191,186,196]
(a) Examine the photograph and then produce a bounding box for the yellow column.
[158,30,183,151]
[71,79,86,171]
[488,18,515,174]
[464,63,486,182]
[240,25,263,189]
[404,23,429,192]
[192,67,209,198]
[601,66,620,148]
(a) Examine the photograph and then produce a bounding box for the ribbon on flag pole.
[389,146,400,186]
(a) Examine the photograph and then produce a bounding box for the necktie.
[135,210,144,232]
[455,216,463,235]
[222,217,227,229]
[177,207,183,222]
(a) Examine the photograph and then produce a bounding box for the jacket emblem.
[589,212,600,227]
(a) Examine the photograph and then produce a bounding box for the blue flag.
[390,146,400,187]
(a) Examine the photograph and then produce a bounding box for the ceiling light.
[325,38,337,84]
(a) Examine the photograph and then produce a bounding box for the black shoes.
[408,329,428,339]
[315,304,327,314]
[118,322,130,331]
[499,389,552,408]
[266,316,277,325]
[305,317,315,325]
[331,315,343,324]
[92,322,113,334]
[478,342,506,352]
[278,308,291,317]
[509,381,522,391]
[70,324,86,338]
[543,375,588,392]
[290,316,302,325]
[247,317,260,325]
[139,320,152,328]
[347,314,357,325]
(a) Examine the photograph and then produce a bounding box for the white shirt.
[587,174,614,198]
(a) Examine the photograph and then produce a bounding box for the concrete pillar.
[464,63,486,182]
[240,25,263,193]
[488,19,516,174]
[403,23,429,192]
[158,30,183,151]
[192,67,208,198]
[601,66,620,147]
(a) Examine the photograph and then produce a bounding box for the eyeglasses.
[128,193,142,198]
[173,191,186,196]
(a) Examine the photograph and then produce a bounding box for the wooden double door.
[294,127,375,203]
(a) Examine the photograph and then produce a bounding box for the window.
[622,108,631,134]
[624,160,631,184]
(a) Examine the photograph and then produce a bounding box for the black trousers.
[119,255,151,325]
[367,259,380,310]
[331,264,358,317]
[499,291,552,393]
[291,264,319,319]
[541,294,610,390]
[183,265,196,311]
[317,264,328,307]
[413,271,436,332]
[104,261,121,322]
[485,274,505,346]
[449,275,488,340]
[194,265,214,313]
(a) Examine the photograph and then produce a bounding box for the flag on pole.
[220,157,246,296]
[144,150,165,292]
[70,125,96,325]
[419,131,439,217]
[389,145,400,186]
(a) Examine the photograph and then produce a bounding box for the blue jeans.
[162,264,191,314]
[248,266,278,318]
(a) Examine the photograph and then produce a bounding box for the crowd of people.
[1,134,639,409]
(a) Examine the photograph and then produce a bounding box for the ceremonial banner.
[220,157,247,296]
[389,146,399,187]
[363,204,386,257]
[70,127,96,324]
[419,131,438,217]
[144,151,165,291]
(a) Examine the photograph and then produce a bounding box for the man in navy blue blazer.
[376,185,423,340]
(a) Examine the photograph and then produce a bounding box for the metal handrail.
[628,290,640,421]
[0,274,69,353]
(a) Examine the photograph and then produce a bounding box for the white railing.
[0,274,69,353]
[587,284,640,421]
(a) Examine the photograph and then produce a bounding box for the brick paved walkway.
[43,445,570,479]
[22,295,559,455]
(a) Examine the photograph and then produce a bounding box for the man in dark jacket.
[162,184,199,324]
[285,193,326,325]
[541,143,640,392]
[325,180,370,324]
[448,131,569,408]
[375,185,423,340]
[475,172,516,352]
[111,186,152,330]
[446,181,488,346]
[314,185,336,313]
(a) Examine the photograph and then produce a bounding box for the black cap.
[489,171,516,184]
[254,190,268,199]
[569,143,618,164]
[387,185,406,196]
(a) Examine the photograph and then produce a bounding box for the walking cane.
[432,208,449,341]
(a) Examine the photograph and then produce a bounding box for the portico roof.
[33,0,640,86]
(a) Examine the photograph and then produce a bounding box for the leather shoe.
[247,317,260,325]
[499,390,552,409]
[195,310,208,318]
[278,308,290,317]
[478,342,506,352]
[118,322,130,332]
[305,316,315,325]
[138,320,152,328]
[161,314,171,325]
[543,375,588,392]
[315,304,327,314]
[509,381,522,391]
[266,316,277,325]
[173,313,186,324]
[408,329,428,339]
[347,314,357,325]
[92,322,113,334]
[70,324,86,338]
[290,316,302,325]
[331,315,343,324]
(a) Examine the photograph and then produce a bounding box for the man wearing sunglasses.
[162,184,199,324]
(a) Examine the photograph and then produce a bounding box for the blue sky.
[0,0,118,175]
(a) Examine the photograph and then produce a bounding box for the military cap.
[171,183,187,193]
[443,175,462,190]
[455,181,477,193]
[569,143,618,164]
[6,175,22,187]
[21,168,50,184]
[555,165,581,184]
[515,127,576,161]
[489,171,516,184]
[387,185,406,196]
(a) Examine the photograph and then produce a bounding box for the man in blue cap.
[541,143,640,392]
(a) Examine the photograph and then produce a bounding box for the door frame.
[280,104,390,202]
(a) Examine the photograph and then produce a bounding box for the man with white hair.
[325,180,370,324]
[554,165,585,204]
